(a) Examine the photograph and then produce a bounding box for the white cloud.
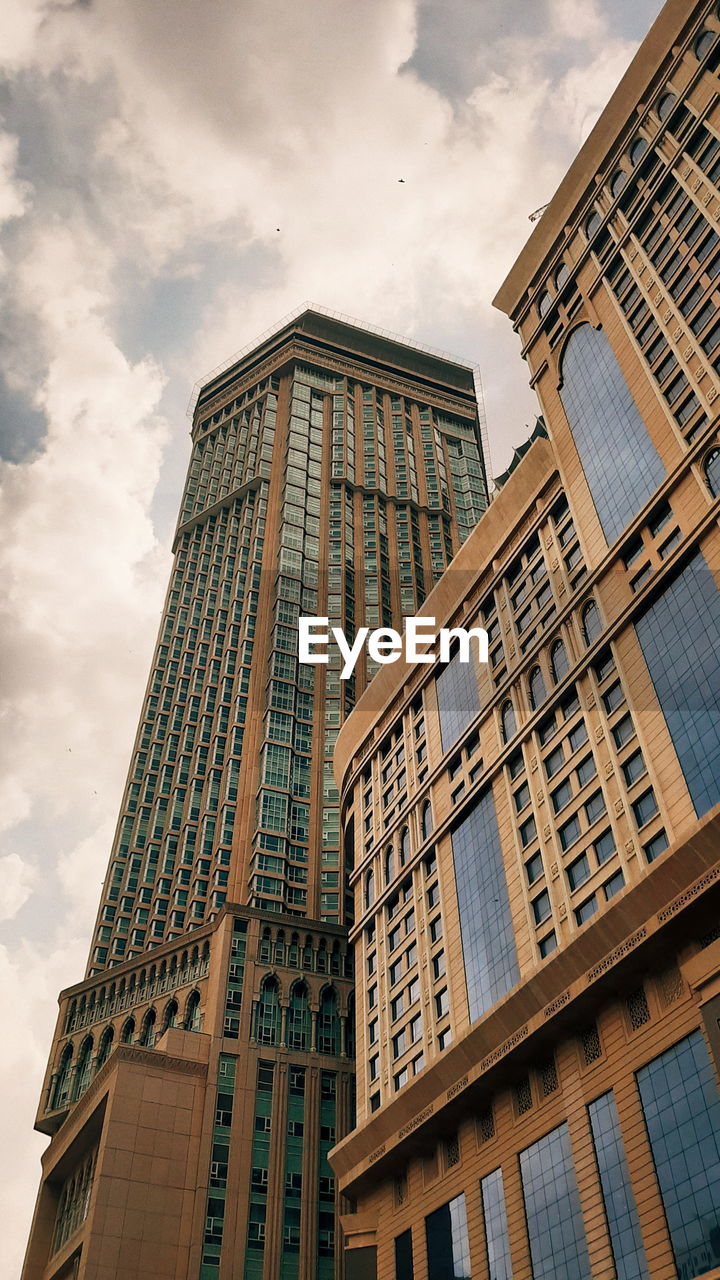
[0,852,37,920]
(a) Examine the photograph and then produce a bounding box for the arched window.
[96,1026,114,1071]
[695,28,717,59]
[289,934,300,967]
[501,699,517,743]
[555,262,570,289]
[384,844,395,885]
[529,666,546,710]
[705,448,720,497]
[629,137,647,164]
[317,939,328,973]
[120,1017,135,1044]
[256,977,280,1046]
[52,1044,74,1110]
[74,1037,94,1100]
[318,987,340,1055]
[399,827,410,867]
[585,210,601,239]
[162,999,179,1033]
[538,290,552,318]
[610,169,627,197]
[421,801,433,841]
[550,639,569,684]
[139,1010,156,1048]
[582,600,602,646]
[364,868,375,910]
[287,981,311,1051]
[184,990,201,1031]
[302,936,314,969]
[657,91,676,120]
[559,324,665,543]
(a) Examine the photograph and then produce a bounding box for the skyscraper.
[332,2,720,1278]
[22,308,488,1279]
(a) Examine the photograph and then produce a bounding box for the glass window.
[559,324,665,544]
[644,829,669,863]
[425,1195,470,1280]
[611,169,628,197]
[436,653,480,752]
[529,666,547,709]
[705,448,720,497]
[587,1091,648,1279]
[395,1229,414,1280]
[594,828,616,864]
[635,553,720,817]
[551,639,569,683]
[695,28,718,58]
[545,743,565,778]
[629,137,648,165]
[585,209,601,238]
[480,1168,511,1280]
[520,1122,591,1279]
[637,1030,720,1277]
[526,851,544,885]
[501,699,517,744]
[450,789,518,1022]
[567,853,590,891]
[657,92,676,120]
[559,814,581,850]
[576,894,598,925]
[532,889,551,925]
[582,600,602,645]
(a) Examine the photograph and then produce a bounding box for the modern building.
[21,309,489,1280]
[332,2,720,1278]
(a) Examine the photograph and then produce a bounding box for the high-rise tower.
[22,309,488,1280]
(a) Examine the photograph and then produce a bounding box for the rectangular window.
[637,1031,720,1275]
[450,790,518,1022]
[395,1229,414,1280]
[635,553,720,817]
[436,653,480,753]
[425,1195,471,1280]
[587,1091,647,1278]
[519,1123,590,1280]
[480,1168,511,1280]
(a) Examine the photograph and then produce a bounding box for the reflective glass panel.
[519,1122,591,1280]
[637,1030,720,1279]
[451,789,518,1022]
[395,1229,414,1280]
[635,553,720,816]
[588,1091,647,1279]
[559,324,665,544]
[436,653,480,753]
[480,1168,511,1280]
[425,1194,471,1280]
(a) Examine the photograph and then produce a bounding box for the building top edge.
[493,0,692,317]
[190,304,480,416]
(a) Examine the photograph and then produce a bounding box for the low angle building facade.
[21,311,488,1280]
[332,0,720,1277]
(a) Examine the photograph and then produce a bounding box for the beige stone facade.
[332,2,720,1277]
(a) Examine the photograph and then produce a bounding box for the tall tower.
[22,309,489,1280]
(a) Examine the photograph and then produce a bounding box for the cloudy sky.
[0,0,664,1269]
